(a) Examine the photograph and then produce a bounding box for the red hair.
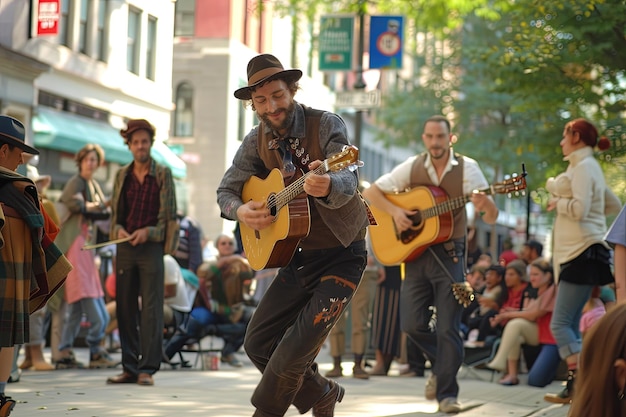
[566,118,611,151]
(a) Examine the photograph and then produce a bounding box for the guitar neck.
[274,163,327,211]
[422,186,495,220]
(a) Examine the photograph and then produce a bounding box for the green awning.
[33,107,186,178]
[151,140,187,179]
[33,107,133,164]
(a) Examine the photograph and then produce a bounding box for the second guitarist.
[217,54,370,417]
[362,115,498,414]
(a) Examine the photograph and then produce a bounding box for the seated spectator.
[202,234,254,306]
[487,259,561,387]
[164,234,254,367]
[498,238,519,266]
[579,286,606,339]
[474,253,493,268]
[163,254,199,329]
[167,212,203,327]
[463,264,506,346]
[460,264,487,339]
[521,239,544,277]
[471,261,531,347]
[568,303,626,417]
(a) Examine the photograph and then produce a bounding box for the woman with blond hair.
[569,303,626,417]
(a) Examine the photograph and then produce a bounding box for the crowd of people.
[1,54,625,417]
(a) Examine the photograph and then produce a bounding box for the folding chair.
[460,337,500,381]
[162,312,221,370]
[178,328,222,370]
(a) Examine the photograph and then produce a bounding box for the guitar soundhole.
[401,212,424,244]
[267,193,278,216]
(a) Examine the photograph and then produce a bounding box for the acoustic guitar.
[369,168,527,266]
[240,145,361,270]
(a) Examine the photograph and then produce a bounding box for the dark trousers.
[116,241,164,376]
[400,240,465,402]
[245,240,367,417]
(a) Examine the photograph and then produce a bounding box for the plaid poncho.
[0,167,72,346]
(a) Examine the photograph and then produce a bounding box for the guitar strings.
[266,164,327,212]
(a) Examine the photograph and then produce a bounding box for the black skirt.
[558,243,614,286]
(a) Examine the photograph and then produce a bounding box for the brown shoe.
[106,372,137,384]
[312,380,345,417]
[352,365,370,380]
[137,373,154,386]
[324,366,343,378]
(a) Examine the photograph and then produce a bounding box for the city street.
[7,346,571,417]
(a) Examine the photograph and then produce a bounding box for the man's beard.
[134,151,151,164]
[260,101,296,132]
[429,147,448,160]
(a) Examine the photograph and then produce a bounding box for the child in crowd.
[579,286,606,339]
[463,264,506,347]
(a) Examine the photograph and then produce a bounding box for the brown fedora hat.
[234,54,302,100]
[0,115,38,155]
[120,119,155,142]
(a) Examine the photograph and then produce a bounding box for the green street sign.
[319,15,354,71]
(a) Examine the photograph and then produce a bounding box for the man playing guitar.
[362,115,498,414]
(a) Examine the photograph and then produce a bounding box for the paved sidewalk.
[7,347,571,416]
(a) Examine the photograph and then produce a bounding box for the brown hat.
[234,54,302,100]
[0,115,38,155]
[120,119,155,142]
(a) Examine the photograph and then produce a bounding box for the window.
[174,82,194,137]
[146,16,157,80]
[95,0,108,61]
[127,7,140,74]
[174,0,194,37]
[59,0,69,46]
[78,0,89,54]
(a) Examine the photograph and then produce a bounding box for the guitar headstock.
[492,164,528,196]
[325,145,362,172]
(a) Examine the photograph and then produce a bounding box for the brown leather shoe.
[312,380,345,417]
[106,372,137,384]
[137,373,154,386]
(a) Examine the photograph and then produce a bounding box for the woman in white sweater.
[543,118,621,404]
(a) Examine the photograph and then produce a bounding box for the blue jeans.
[400,240,465,402]
[550,280,594,359]
[59,297,109,355]
[528,344,561,387]
[245,240,367,417]
[190,307,247,356]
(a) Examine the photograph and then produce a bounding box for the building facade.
[0,0,185,203]
[170,0,336,241]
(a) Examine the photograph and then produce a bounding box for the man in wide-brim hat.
[0,115,72,416]
[218,54,371,417]
[234,54,302,101]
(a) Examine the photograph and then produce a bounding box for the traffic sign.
[335,90,381,109]
[369,16,404,70]
[319,15,354,71]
